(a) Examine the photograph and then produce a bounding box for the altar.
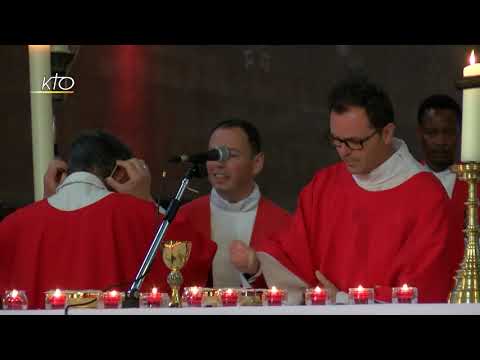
[1,304,479,315]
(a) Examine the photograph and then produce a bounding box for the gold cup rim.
[161,240,192,270]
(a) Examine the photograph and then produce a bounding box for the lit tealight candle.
[355,285,367,299]
[305,286,328,305]
[348,285,373,305]
[220,288,239,307]
[139,287,167,308]
[265,286,284,306]
[49,288,66,309]
[393,284,418,304]
[312,286,327,304]
[186,286,203,307]
[461,50,480,162]
[147,287,162,306]
[398,284,413,301]
[103,290,122,308]
[3,289,28,310]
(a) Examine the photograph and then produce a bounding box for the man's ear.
[252,152,264,177]
[382,123,396,145]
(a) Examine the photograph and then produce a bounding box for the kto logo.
[31,73,75,94]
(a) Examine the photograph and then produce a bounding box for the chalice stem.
[170,286,181,307]
[167,269,184,307]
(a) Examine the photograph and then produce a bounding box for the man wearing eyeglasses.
[249,77,462,304]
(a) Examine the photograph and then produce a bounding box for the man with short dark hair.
[417,94,461,167]
[0,130,167,308]
[249,78,462,304]
[416,94,461,196]
[416,94,475,262]
[174,119,291,289]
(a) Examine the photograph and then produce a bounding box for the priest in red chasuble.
[0,130,167,309]
[239,78,463,304]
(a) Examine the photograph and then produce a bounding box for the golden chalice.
[162,240,192,307]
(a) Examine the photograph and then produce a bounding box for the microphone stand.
[123,163,206,308]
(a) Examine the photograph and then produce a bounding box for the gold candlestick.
[161,240,192,307]
[448,162,480,303]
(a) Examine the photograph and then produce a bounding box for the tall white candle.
[461,50,480,162]
[28,45,54,200]
[464,51,480,77]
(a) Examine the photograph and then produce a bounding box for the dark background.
[0,45,472,212]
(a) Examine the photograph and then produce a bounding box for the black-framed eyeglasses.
[327,129,380,150]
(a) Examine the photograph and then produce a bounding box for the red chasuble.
[0,193,164,309]
[169,195,291,288]
[256,163,463,303]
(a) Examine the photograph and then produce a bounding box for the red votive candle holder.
[305,286,330,305]
[45,289,67,309]
[140,287,168,308]
[102,290,123,309]
[2,289,28,310]
[182,286,203,307]
[392,284,418,304]
[147,287,162,307]
[219,288,239,307]
[263,286,287,306]
[348,285,374,304]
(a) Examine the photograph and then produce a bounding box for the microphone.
[169,146,230,164]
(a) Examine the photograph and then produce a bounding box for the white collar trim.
[48,171,112,211]
[352,138,424,191]
[210,184,261,212]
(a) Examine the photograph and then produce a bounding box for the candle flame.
[357,285,364,291]
[54,288,62,298]
[314,286,322,293]
[11,289,18,298]
[402,284,409,291]
[191,286,199,295]
[271,286,278,293]
[470,50,476,66]
[151,287,158,295]
[226,288,233,295]
[109,290,118,297]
